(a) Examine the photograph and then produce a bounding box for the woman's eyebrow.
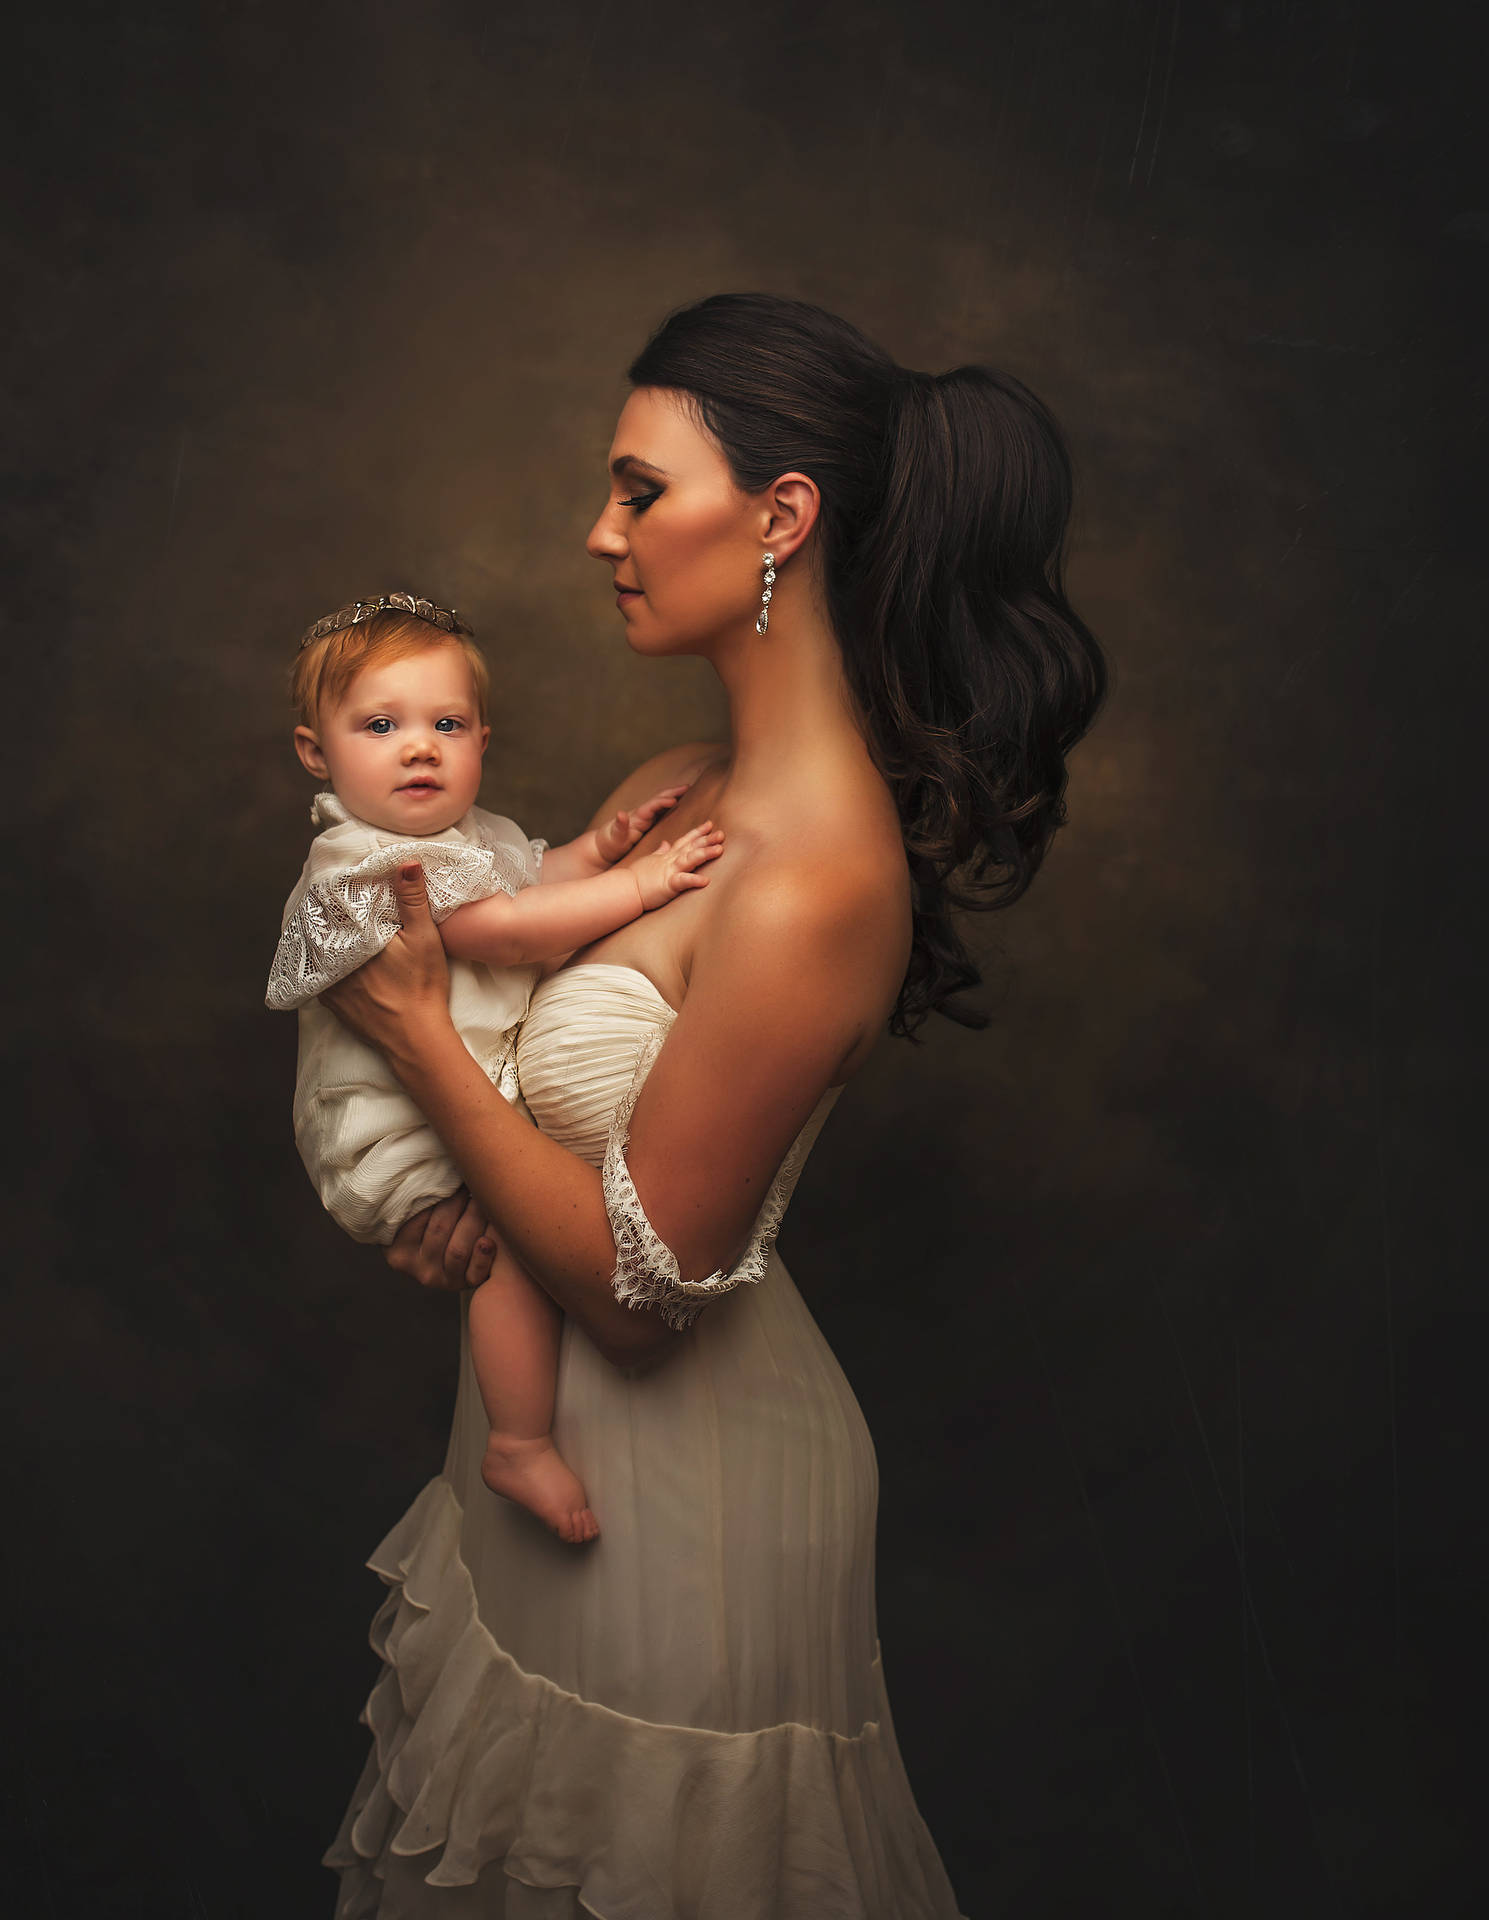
[609,454,670,480]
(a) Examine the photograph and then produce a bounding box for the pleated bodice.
[444,963,875,1736]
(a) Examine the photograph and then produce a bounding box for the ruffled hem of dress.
[323,1477,966,1920]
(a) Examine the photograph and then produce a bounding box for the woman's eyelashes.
[618,489,662,511]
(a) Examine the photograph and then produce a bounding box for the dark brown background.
[3,1,1482,1914]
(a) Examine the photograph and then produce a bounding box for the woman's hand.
[386,1190,499,1291]
[320,863,453,1066]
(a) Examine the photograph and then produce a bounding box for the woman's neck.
[711,596,870,793]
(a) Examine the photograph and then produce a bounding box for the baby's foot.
[481,1431,600,1545]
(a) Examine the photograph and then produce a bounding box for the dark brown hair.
[629,293,1107,1037]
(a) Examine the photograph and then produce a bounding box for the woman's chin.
[621,622,694,660]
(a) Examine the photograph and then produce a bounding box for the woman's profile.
[317,292,1106,1918]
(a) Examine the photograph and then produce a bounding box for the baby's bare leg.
[467,1249,599,1544]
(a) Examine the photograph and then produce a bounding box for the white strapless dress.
[325,964,965,1919]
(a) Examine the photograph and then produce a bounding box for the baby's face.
[297,645,489,835]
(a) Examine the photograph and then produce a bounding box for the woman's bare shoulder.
[699,830,911,1002]
[585,740,727,829]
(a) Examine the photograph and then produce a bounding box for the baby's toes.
[563,1508,594,1546]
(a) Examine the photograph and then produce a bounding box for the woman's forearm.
[386,1012,677,1367]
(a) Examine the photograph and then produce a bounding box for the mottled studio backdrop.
[3,1,1481,1915]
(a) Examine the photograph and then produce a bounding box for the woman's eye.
[366,717,394,734]
[434,717,463,733]
[618,490,661,512]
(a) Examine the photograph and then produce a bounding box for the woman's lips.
[615,585,642,607]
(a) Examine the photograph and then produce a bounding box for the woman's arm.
[618,860,896,1286]
[322,850,899,1370]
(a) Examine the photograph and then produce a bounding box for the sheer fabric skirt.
[324,1257,965,1919]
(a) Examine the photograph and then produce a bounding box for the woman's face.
[586,387,766,656]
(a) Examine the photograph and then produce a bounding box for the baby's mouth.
[397,777,441,793]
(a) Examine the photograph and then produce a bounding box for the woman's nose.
[586,503,627,562]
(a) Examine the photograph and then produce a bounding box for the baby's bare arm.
[441,824,724,966]
[538,784,691,884]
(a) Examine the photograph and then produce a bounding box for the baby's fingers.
[633,785,689,825]
[671,842,724,875]
[674,829,725,861]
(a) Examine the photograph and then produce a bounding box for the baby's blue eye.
[366,717,394,734]
[434,716,463,733]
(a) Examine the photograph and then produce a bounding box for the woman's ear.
[759,472,820,566]
[294,725,329,779]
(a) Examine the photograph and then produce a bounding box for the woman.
[321,293,1105,1918]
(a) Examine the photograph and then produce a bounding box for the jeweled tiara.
[298,592,474,649]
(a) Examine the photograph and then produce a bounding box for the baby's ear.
[479,724,491,755]
[293,725,329,779]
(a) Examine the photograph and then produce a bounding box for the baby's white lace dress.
[266,790,546,1010]
[268,791,546,1244]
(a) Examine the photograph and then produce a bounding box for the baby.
[267,593,722,1544]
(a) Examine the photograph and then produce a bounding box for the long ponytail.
[858,365,1106,1031]
[628,295,1107,1037]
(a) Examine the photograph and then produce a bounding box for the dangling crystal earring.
[755,552,776,635]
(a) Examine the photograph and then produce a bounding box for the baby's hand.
[596,784,690,864]
[631,822,725,911]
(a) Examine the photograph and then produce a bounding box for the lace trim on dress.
[265,827,533,1012]
[600,1027,814,1332]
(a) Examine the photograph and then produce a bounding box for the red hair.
[292,611,490,730]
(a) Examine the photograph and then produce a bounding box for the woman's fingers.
[385,1207,434,1277]
[320,861,452,1047]
[385,1194,492,1290]
[413,1191,470,1289]
[442,1194,491,1285]
[393,861,438,934]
